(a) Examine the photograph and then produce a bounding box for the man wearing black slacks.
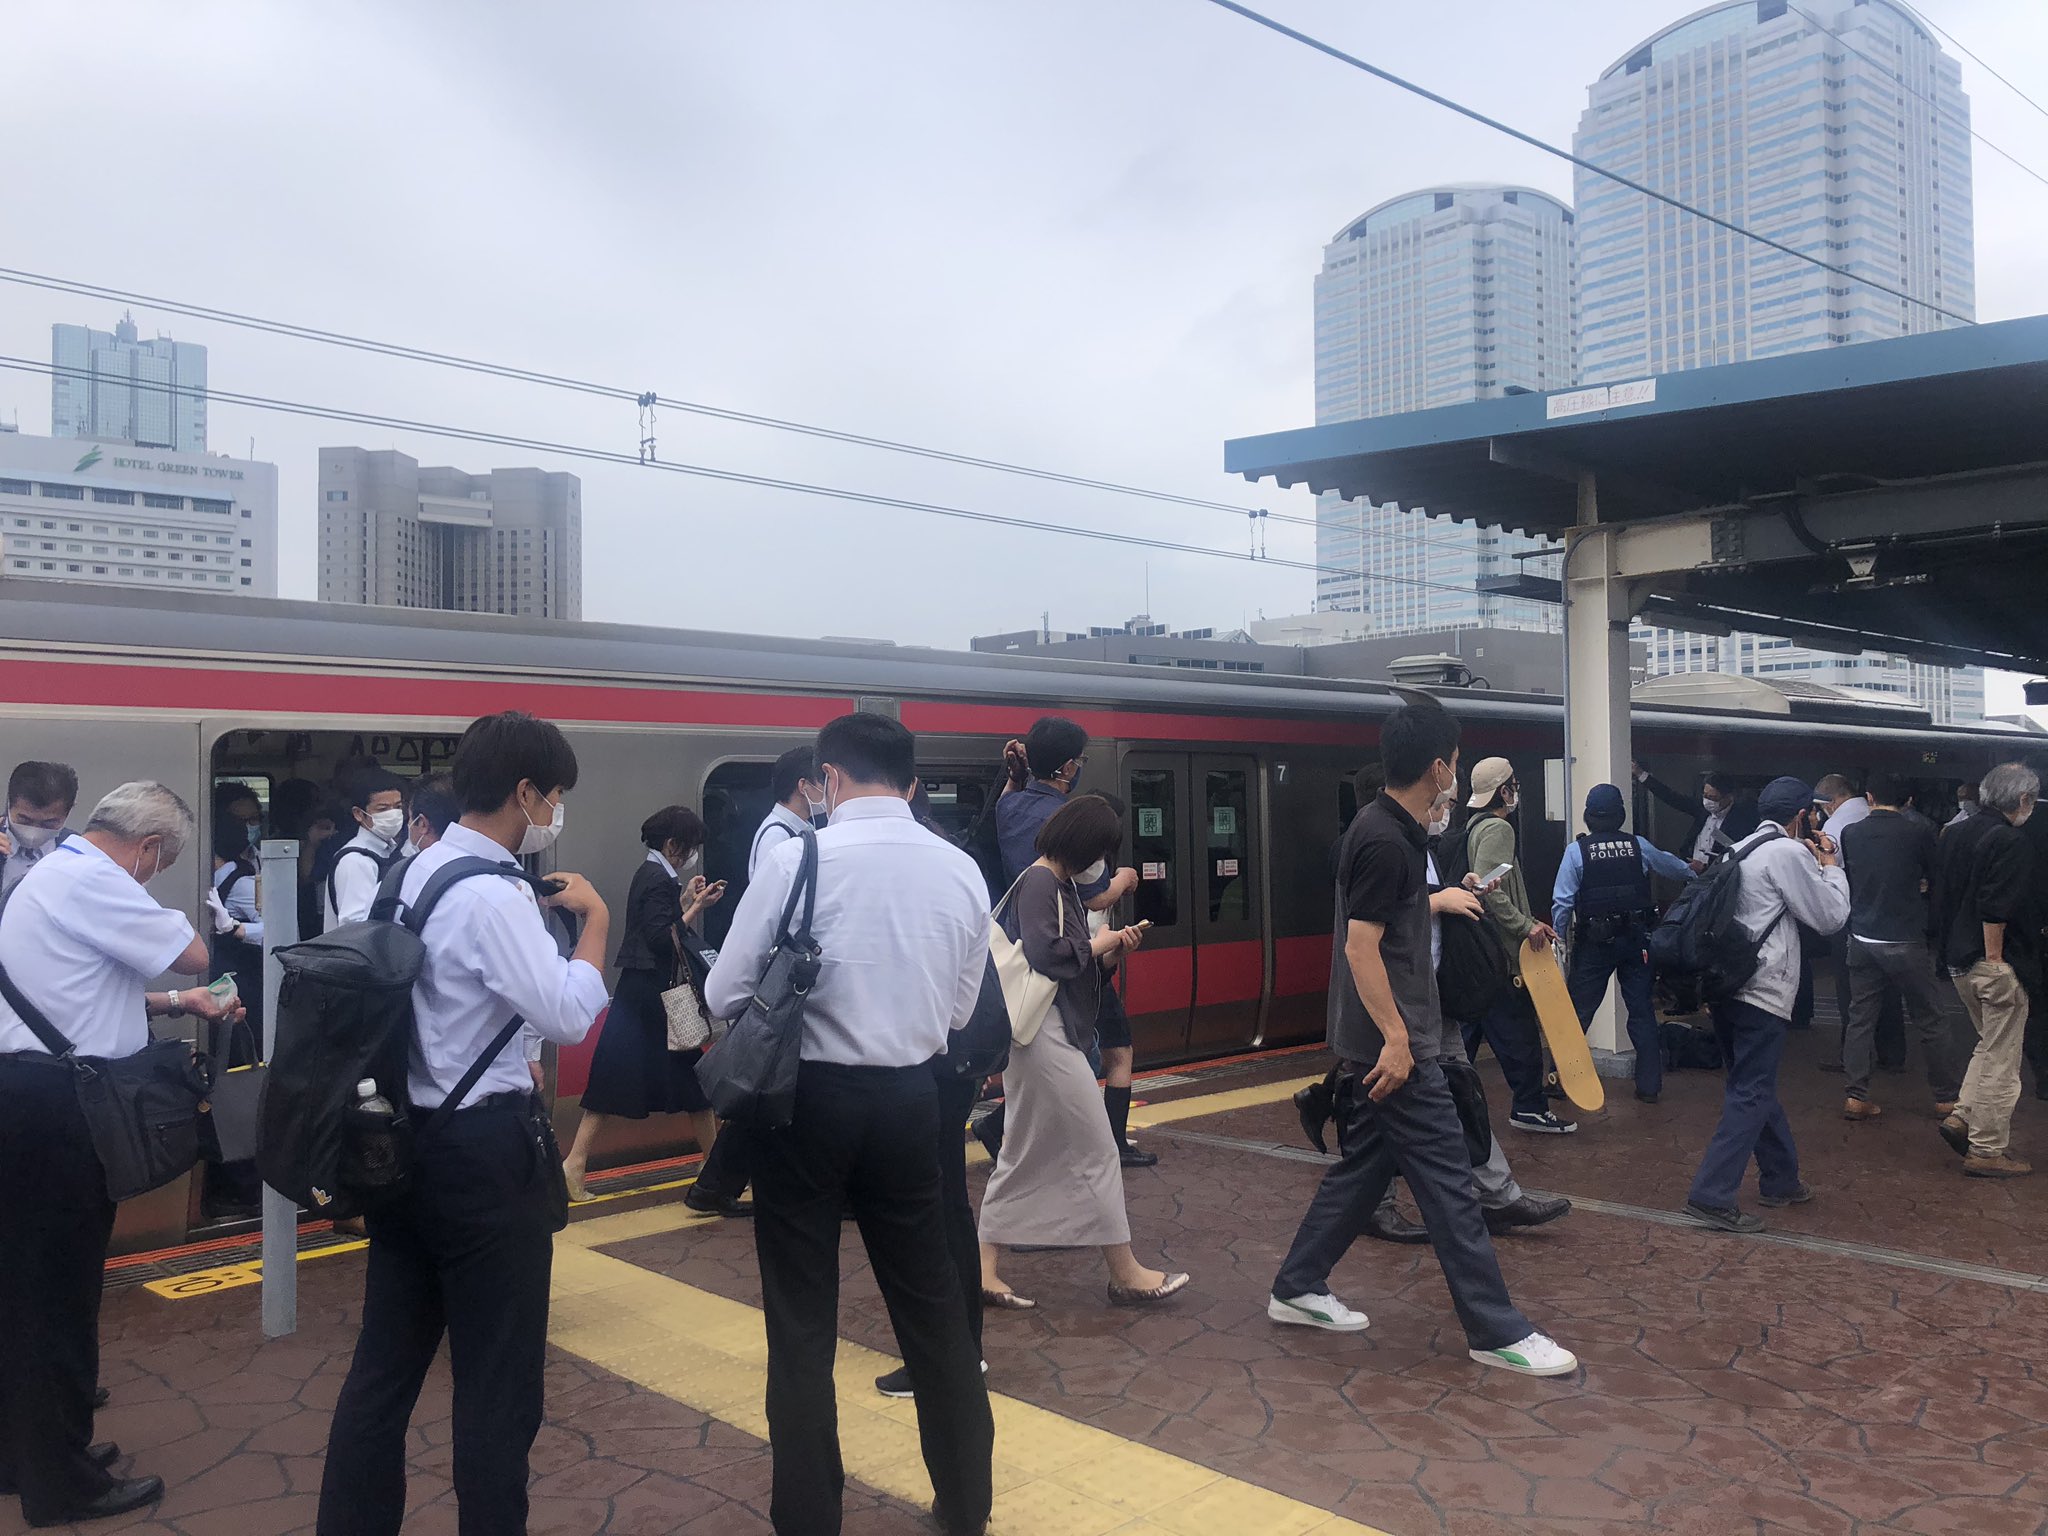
[707,713,993,1536]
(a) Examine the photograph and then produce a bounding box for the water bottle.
[348,1077,407,1189]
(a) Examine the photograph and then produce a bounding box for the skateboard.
[1516,937,1606,1113]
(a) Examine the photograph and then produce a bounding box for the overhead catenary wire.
[0,355,1554,607]
[1199,0,1980,328]
[0,264,1538,565]
[1790,4,2048,192]
[1905,1,2048,124]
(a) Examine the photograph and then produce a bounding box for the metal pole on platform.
[257,839,300,1339]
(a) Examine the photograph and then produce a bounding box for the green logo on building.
[73,446,103,472]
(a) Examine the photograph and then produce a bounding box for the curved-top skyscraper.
[1574,0,1973,385]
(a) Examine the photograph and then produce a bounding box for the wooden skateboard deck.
[1517,937,1606,1113]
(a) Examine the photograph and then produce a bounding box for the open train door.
[1121,751,1267,1062]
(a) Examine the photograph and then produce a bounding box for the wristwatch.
[165,989,184,1019]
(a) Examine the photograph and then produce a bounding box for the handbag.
[663,981,713,1052]
[0,959,214,1202]
[696,828,820,1129]
[989,873,1063,1048]
[201,1016,266,1165]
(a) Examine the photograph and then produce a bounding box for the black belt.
[412,1089,535,1117]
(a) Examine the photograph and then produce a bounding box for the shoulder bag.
[0,959,214,1202]
[989,871,1064,1048]
[662,924,715,1052]
[696,827,819,1129]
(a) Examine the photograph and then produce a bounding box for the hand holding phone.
[1477,862,1514,892]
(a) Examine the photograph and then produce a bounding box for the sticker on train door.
[1217,859,1240,877]
[1137,807,1165,838]
[1141,861,1167,881]
[1211,806,1237,836]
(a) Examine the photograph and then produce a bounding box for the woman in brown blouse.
[977,795,1190,1309]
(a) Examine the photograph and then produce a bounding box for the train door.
[1122,751,1266,1062]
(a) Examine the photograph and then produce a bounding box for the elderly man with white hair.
[0,781,239,1526]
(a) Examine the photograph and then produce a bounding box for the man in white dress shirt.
[706,712,993,1536]
[748,743,825,879]
[321,767,407,933]
[317,713,609,1536]
[0,759,79,912]
[0,781,238,1526]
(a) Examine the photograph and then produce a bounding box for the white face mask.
[401,836,419,859]
[1703,798,1724,817]
[1429,762,1457,813]
[518,789,565,855]
[1427,807,1452,839]
[1078,858,1107,884]
[130,841,162,884]
[368,807,405,844]
[10,822,59,852]
[675,847,703,876]
[802,786,827,819]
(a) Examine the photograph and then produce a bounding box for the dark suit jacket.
[613,857,683,977]
[1642,773,1758,863]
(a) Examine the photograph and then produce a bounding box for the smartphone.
[1478,862,1514,889]
[1132,919,1153,931]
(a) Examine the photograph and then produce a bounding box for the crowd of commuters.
[3,705,2046,1534]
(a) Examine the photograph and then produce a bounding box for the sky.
[2,0,2045,703]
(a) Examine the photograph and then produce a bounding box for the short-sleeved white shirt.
[0,838,196,1058]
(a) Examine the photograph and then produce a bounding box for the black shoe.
[1485,1194,1571,1233]
[1363,1203,1430,1245]
[1118,1144,1159,1168]
[1683,1201,1763,1233]
[1758,1182,1815,1208]
[1938,1115,1971,1158]
[1635,1089,1660,1104]
[1292,1081,1334,1155]
[0,1444,118,1496]
[92,1387,109,1410]
[682,1186,753,1218]
[929,1500,989,1536]
[876,1366,914,1399]
[27,1475,163,1528]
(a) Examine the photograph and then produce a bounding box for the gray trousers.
[1844,937,1967,1102]
[1379,1046,1521,1211]
[1272,1058,1531,1351]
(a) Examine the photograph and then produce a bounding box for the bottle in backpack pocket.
[340,1077,412,1197]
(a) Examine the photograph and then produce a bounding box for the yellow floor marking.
[963,1072,1322,1166]
[550,1215,1390,1536]
[141,1237,369,1300]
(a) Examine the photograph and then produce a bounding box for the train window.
[700,761,777,947]
[1129,768,1178,929]
[917,771,1004,900]
[1544,759,1565,821]
[1204,768,1250,922]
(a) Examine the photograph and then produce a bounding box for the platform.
[11,1033,2047,1536]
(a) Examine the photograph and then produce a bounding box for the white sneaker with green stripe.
[1470,1331,1577,1377]
[1267,1292,1369,1332]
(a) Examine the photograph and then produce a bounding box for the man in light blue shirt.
[1553,784,1694,1104]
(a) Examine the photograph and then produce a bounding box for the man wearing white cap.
[1454,758,1573,1135]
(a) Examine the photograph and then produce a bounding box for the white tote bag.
[989,874,1064,1048]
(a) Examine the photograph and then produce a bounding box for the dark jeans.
[752,1062,991,1536]
[695,1109,754,1200]
[1463,987,1548,1117]
[0,1059,118,1524]
[1687,998,1802,1210]
[1566,925,1661,1097]
[318,1100,557,1536]
[1272,1058,1530,1351]
[1845,938,1966,1102]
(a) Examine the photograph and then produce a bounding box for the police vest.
[1575,831,1653,921]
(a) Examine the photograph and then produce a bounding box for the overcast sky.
[4,1,2045,695]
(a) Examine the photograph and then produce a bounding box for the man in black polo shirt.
[1267,704,1576,1377]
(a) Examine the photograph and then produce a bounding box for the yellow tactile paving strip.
[549,1070,1387,1536]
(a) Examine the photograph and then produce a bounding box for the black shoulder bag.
[0,960,215,1202]
[697,827,820,1129]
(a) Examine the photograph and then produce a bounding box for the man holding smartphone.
[1683,777,1849,1233]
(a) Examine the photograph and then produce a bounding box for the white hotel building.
[0,432,278,598]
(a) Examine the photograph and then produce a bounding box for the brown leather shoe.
[1962,1153,2033,1179]
[1843,1097,1882,1121]
[1933,1100,1958,1117]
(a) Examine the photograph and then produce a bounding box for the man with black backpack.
[1552,784,1696,1104]
[1680,776,1848,1233]
[316,712,610,1536]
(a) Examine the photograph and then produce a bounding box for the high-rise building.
[1312,185,1574,630]
[318,448,581,619]
[0,432,277,597]
[1574,0,1981,721]
[51,314,208,454]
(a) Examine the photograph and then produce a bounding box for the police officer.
[1552,783,1695,1103]
[0,782,239,1526]
[317,712,610,1536]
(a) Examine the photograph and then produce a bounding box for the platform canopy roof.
[1224,316,2048,672]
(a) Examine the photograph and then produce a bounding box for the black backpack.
[1434,820,1511,1022]
[1647,834,1771,1000]
[257,856,547,1216]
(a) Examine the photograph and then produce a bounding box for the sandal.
[980,1287,1037,1311]
[1107,1272,1191,1307]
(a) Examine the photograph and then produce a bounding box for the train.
[0,577,2034,1254]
